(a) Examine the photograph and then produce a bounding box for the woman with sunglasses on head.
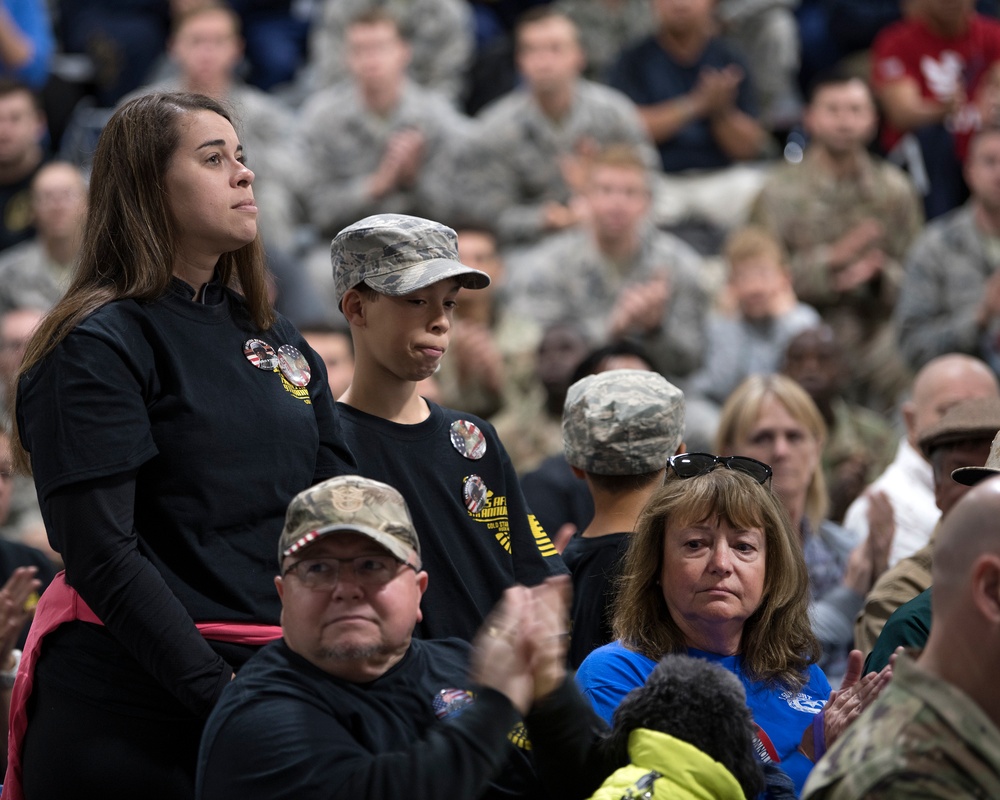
[576,457,891,796]
[715,375,893,687]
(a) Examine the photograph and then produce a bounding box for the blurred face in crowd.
[729,256,790,322]
[536,323,589,397]
[0,89,43,168]
[586,163,650,242]
[31,162,87,241]
[0,307,43,387]
[782,327,843,405]
[346,20,410,92]
[804,79,878,157]
[304,330,355,400]
[933,440,993,515]
[171,8,243,88]
[516,15,585,96]
[731,395,821,509]
[967,130,1000,214]
[653,0,716,36]
[276,532,427,681]
[456,229,503,317]
[916,0,975,32]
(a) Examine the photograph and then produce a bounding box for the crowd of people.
[0,0,999,798]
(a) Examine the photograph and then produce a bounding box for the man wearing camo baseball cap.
[198,473,616,800]
[560,368,685,667]
[277,474,421,566]
[331,213,491,309]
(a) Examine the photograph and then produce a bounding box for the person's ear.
[971,554,1000,624]
[675,442,686,455]
[274,574,285,602]
[570,465,586,480]
[414,570,429,623]
[341,289,366,327]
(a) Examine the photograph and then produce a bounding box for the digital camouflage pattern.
[279,475,421,566]
[802,654,1000,799]
[308,0,473,104]
[331,213,491,307]
[563,369,684,476]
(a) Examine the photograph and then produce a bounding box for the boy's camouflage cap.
[331,213,491,308]
[562,370,685,476]
[279,475,421,567]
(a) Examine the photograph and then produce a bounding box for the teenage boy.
[331,213,566,643]
[561,369,685,668]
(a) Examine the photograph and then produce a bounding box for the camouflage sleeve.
[746,186,839,307]
[894,228,982,370]
[407,0,473,104]
[644,243,709,378]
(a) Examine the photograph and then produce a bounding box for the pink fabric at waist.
[1,571,281,800]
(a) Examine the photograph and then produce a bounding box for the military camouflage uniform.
[0,241,70,314]
[749,149,923,410]
[297,80,471,241]
[307,0,473,104]
[555,0,653,81]
[460,80,657,245]
[802,653,1000,799]
[853,533,934,656]
[894,202,1000,371]
[505,224,708,380]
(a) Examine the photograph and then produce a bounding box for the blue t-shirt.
[608,36,757,173]
[576,641,830,795]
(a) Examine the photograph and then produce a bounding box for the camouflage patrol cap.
[278,475,421,567]
[562,369,685,476]
[331,213,491,308]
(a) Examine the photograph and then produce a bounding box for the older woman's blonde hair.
[715,374,829,530]
[611,467,818,690]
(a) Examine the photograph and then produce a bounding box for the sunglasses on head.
[667,452,773,485]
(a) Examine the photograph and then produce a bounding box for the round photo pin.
[277,344,311,388]
[463,474,489,514]
[449,419,487,460]
[243,338,278,371]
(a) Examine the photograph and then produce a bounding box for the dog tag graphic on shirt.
[243,338,278,371]
[450,419,486,460]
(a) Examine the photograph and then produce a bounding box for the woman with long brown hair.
[5,92,355,798]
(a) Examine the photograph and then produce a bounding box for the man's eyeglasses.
[282,555,418,590]
[667,453,772,485]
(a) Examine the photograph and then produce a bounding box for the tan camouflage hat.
[562,369,685,476]
[331,213,491,308]
[278,475,421,566]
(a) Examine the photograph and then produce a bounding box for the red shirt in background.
[872,13,1000,159]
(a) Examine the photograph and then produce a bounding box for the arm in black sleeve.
[43,472,231,717]
[524,678,618,800]
[199,686,523,800]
